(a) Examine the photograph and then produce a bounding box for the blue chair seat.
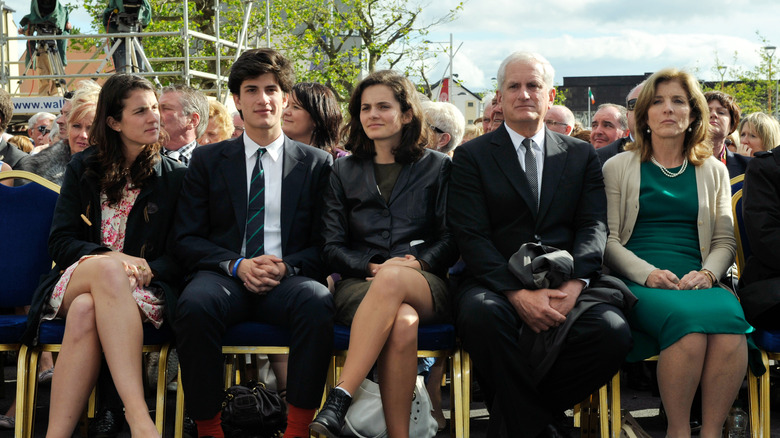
[333,323,456,351]
[0,315,29,345]
[222,322,291,347]
[754,329,780,352]
[37,319,174,345]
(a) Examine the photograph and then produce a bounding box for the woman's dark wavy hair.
[87,74,162,206]
[343,70,430,163]
[291,82,342,156]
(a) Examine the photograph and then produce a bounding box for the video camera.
[109,0,144,33]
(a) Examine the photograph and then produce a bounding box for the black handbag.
[221,381,287,438]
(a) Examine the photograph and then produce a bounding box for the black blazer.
[741,148,780,286]
[173,135,332,282]
[0,138,28,168]
[321,149,458,279]
[23,148,187,345]
[725,149,751,179]
[597,137,629,167]
[448,125,607,293]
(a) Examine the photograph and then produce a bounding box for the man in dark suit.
[172,48,334,438]
[448,51,632,437]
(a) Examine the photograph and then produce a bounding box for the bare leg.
[49,256,159,438]
[426,358,446,430]
[377,304,419,438]
[657,333,707,438]
[699,334,747,438]
[45,294,101,438]
[269,354,288,395]
[337,266,435,395]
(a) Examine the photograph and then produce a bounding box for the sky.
[4,0,780,95]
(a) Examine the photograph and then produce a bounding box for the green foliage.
[554,86,567,105]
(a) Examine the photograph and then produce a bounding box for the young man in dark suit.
[172,48,334,438]
[447,51,632,437]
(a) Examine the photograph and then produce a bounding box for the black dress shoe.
[309,388,352,438]
[88,408,126,438]
[182,415,198,438]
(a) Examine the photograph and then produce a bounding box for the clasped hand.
[507,279,584,333]
[366,255,421,280]
[236,255,286,294]
[645,269,711,290]
[105,251,153,290]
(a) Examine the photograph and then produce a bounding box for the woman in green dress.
[603,68,750,438]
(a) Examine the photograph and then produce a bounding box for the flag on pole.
[588,87,595,104]
[440,78,450,102]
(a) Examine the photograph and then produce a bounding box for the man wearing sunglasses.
[27,112,55,147]
[597,81,644,166]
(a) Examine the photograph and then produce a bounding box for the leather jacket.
[322,148,458,279]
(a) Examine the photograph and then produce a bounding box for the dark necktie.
[245,148,266,258]
[522,138,539,210]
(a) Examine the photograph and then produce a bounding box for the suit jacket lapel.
[281,138,305,250]
[219,137,250,230]
[491,125,538,215]
[538,129,567,221]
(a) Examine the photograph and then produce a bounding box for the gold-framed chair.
[0,170,60,437]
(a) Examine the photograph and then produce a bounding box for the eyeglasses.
[544,119,569,128]
[37,125,51,134]
[626,98,637,111]
[428,124,445,134]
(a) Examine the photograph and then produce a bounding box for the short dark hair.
[89,74,162,206]
[228,48,295,96]
[343,70,430,164]
[291,82,342,155]
[0,88,13,133]
[704,90,741,134]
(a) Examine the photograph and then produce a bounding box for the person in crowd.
[602,68,750,438]
[159,84,209,165]
[599,82,644,165]
[481,94,495,134]
[282,82,345,159]
[231,111,244,138]
[310,69,457,438]
[197,100,234,146]
[704,91,750,179]
[8,135,34,153]
[0,89,27,168]
[461,124,481,144]
[738,112,780,157]
[545,105,575,135]
[740,145,780,329]
[488,95,504,133]
[102,0,152,73]
[422,100,465,156]
[18,0,71,96]
[28,112,56,147]
[54,80,101,135]
[590,103,627,149]
[18,87,100,184]
[172,48,334,438]
[20,73,186,438]
[446,51,631,436]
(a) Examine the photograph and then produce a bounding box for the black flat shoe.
[309,388,352,438]
[88,408,126,438]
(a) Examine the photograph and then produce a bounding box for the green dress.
[623,161,753,362]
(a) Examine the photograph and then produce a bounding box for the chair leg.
[599,383,608,438]
[461,350,471,438]
[175,366,185,438]
[760,351,771,438]
[610,372,621,438]
[25,347,41,438]
[450,348,463,438]
[155,344,170,435]
[16,345,29,438]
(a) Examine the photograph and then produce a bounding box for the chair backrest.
[732,188,752,277]
[0,171,60,307]
[730,174,745,196]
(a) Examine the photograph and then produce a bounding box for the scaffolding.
[0,0,270,118]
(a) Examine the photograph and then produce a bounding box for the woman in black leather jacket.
[311,70,458,437]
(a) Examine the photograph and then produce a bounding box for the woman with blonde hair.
[603,68,752,438]
[197,100,234,145]
[738,111,780,156]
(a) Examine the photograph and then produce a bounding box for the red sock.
[284,403,316,438]
[195,411,224,438]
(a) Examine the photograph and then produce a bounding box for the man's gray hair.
[596,103,628,131]
[422,101,466,153]
[161,85,210,138]
[497,52,555,92]
[28,112,55,128]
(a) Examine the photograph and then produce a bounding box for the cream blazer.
[602,151,736,285]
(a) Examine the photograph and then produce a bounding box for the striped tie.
[245,148,266,258]
[522,138,539,210]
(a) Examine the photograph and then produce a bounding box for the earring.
[688,126,692,132]
[646,128,651,133]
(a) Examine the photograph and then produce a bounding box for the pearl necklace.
[650,155,688,178]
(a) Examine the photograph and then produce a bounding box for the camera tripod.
[95,12,160,86]
[20,23,67,96]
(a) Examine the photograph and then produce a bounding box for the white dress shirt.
[242,132,284,258]
[505,123,545,200]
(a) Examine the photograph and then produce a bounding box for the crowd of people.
[0,46,779,438]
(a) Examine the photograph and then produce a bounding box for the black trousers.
[174,270,334,419]
[456,285,632,437]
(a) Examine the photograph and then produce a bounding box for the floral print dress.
[42,183,166,328]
